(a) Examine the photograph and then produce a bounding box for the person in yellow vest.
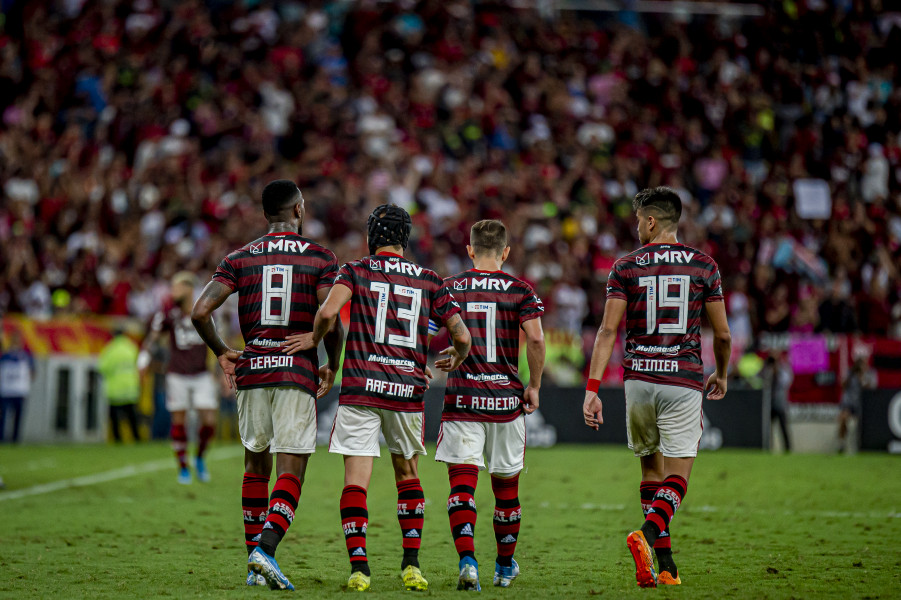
[97,329,142,442]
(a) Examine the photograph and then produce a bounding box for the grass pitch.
[0,442,898,599]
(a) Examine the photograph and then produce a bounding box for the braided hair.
[367,204,412,255]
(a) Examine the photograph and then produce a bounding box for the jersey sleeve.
[212,255,238,291]
[429,280,462,325]
[704,262,725,302]
[318,253,339,291]
[606,262,628,300]
[333,262,355,292]
[149,310,166,333]
[519,285,545,325]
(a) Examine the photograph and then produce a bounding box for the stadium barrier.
[860,389,901,454]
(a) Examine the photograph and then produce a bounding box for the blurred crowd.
[1,0,901,356]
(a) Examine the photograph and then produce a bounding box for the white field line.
[543,501,901,520]
[0,445,243,502]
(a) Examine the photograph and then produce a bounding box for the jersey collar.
[376,251,405,259]
[468,268,504,274]
[265,231,297,237]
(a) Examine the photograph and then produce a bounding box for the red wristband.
[586,378,600,393]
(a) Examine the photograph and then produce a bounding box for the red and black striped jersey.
[212,232,338,395]
[334,252,461,412]
[606,243,724,392]
[439,270,544,423]
[149,300,209,376]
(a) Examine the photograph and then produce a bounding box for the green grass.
[0,443,898,599]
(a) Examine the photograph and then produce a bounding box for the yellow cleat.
[401,565,429,591]
[626,530,658,588]
[657,570,681,585]
[347,571,371,592]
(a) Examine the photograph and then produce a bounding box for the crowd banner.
[860,389,901,453]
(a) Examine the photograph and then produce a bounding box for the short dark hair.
[262,179,301,216]
[470,220,508,257]
[632,186,682,227]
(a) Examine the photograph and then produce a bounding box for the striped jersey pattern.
[334,253,461,412]
[440,270,544,423]
[149,301,209,376]
[606,243,723,392]
[212,232,338,395]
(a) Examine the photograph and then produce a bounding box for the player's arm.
[583,298,627,430]
[434,313,472,372]
[704,300,732,400]
[314,285,346,398]
[521,317,545,414]
[137,314,164,375]
[284,284,353,355]
[191,281,241,389]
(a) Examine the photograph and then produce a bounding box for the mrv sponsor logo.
[636,250,696,266]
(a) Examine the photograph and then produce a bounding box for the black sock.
[258,529,281,557]
[655,548,677,576]
[352,562,371,576]
[641,520,661,548]
[401,548,420,569]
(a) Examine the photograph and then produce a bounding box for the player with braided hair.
[285,204,472,592]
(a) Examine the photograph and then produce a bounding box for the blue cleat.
[248,547,295,591]
[457,556,481,591]
[246,570,267,586]
[493,559,519,588]
[178,467,192,485]
[195,457,210,483]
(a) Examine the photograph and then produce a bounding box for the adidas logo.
[263,522,274,530]
[251,533,262,542]
[460,524,473,536]
[404,530,420,538]
[352,548,366,557]
[500,534,517,544]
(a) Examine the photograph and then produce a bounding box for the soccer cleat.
[657,570,681,585]
[493,559,519,588]
[246,570,267,586]
[626,530,658,588]
[177,467,192,485]
[347,571,371,591]
[248,547,295,591]
[401,565,429,591]
[457,556,481,591]
[195,457,210,483]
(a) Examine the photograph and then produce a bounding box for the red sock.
[341,485,369,574]
[242,473,270,555]
[258,473,302,556]
[397,478,424,566]
[447,465,479,559]
[171,424,188,469]
[197,424,214,459]
[491,474,521,567]
[640,481,671,550]
[643,475,687,546]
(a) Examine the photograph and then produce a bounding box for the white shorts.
[435,416,526,475]
[624,379,703,458]
[165,373,219,412]
[329,405,425,459]
[237,387,317,454]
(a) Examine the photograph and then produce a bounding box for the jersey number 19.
[637,275,689,335]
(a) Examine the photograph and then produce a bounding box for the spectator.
[837,356,876,454]
[762,351,793,453]
[97,329,142,443]
[0,331,34,443]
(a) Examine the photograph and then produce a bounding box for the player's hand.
[317,363,337,399]
[423,365,433,390]
[217,348,241,391]
[583,391,604,430]
[435,346,465,372]
[705,372,728,400]
[523,386,540,414]
[284,332,317,355]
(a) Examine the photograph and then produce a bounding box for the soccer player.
[435,220,546,590]
[582,187,731,588]
[284,204,471,592]
[139,271,218,484]
[191,180,344,590]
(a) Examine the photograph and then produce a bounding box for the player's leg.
[383,409,428,591]
[166,374,191,482]
[237,388,273,586]
[329,405,382,590]
[486,417,525,588]
[639,453,678,582]
[624,380,661,587]
[193,373,220,482]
